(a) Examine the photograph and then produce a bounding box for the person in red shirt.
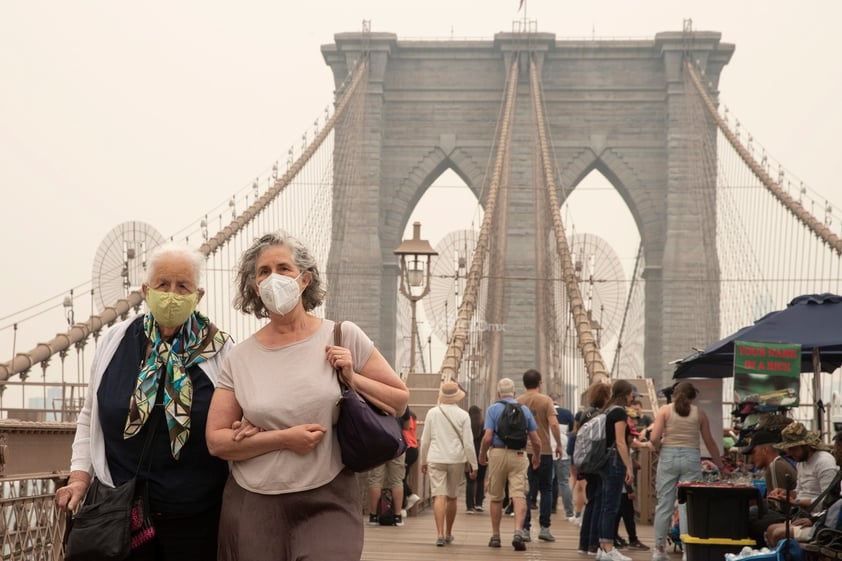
[403,409,421,512]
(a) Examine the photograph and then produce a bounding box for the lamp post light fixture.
[394,221,438,375]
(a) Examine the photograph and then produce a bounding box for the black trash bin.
[677,482,759,540]
[677,482,761,561]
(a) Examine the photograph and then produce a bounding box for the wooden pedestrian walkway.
[362,508,675,561]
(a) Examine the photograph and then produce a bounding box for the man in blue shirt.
[479,377,541,551]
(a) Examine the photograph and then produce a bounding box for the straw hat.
[439,381,466,404]
[773,422,831,451]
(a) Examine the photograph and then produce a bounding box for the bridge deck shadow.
[363,507,666,561]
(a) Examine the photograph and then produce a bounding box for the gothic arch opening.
[395,169,483,376]
[560,169,644,379]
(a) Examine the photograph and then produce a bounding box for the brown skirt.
[217,469,362,561]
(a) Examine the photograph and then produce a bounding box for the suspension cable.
[439,56,520,384]
[528,54,609,385]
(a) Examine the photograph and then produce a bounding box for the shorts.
[792,524,815,541]
[428,463,464,498]
[366,453,406,489]
[485,448,528,502]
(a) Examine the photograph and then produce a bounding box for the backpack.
[573,405,621,474]
[495,400,528,450]
[377,489,396,526]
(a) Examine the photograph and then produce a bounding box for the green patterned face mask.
[145,287,199,327]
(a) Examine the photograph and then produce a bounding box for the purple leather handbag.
[333,322,407,472]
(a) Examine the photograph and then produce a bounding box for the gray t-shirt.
[218,319,373,494]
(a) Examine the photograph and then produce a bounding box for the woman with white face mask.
[55,242,234,561]
[206,230,409,561]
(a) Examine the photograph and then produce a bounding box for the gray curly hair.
[233,230,326,318]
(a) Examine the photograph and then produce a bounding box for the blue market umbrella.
[673,293,842,379]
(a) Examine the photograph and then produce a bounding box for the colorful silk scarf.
[123,311,230,459]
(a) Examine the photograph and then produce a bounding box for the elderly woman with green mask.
[55,241,234,561]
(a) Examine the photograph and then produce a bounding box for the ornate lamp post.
[394,222,438,374]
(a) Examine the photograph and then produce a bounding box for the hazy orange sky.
[1,1,840,360]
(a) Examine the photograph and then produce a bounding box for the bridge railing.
[0,473,68,561]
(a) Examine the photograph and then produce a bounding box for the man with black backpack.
[478,377,541,552]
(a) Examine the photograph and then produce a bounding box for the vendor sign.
[733,341,800,406]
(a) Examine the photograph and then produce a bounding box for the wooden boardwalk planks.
[362,507,673,561]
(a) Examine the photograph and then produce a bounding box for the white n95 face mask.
[258,272,303,315]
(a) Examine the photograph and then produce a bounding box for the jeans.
[553,457,574,517]
[598,448,627,544]
[653,447,702,548]
[525,454,554,530]
[578,474,601,551]
[615,492,638,542]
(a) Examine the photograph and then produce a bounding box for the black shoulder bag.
[64,403,160,560]
[333,321,407,472]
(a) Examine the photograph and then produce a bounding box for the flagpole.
[518,0,528,29]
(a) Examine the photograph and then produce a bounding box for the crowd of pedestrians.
[59,239,835,561]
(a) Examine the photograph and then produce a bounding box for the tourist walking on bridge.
[518,368,562,543]
[478,377,541,551]
[576,381,611,555]
[465,405,487,513]
[551,394,575,520]
[206,230,409,561]
[593,379,636,561]
[55,242,234,561]
[419,380,478,546]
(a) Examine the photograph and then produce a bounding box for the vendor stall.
[673,293,842,432]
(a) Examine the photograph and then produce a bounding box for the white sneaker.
[603,548,631,561]
[597,549,615,561]
[652,550,670,561]
[405,493,421,510]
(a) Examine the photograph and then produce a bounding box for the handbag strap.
[439,406,462,441]
[135,408,161,477]
[133,377,165,477]
[439,405,468,457]
[333,321,348,391]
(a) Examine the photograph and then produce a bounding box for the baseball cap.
[740,429,781,454]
